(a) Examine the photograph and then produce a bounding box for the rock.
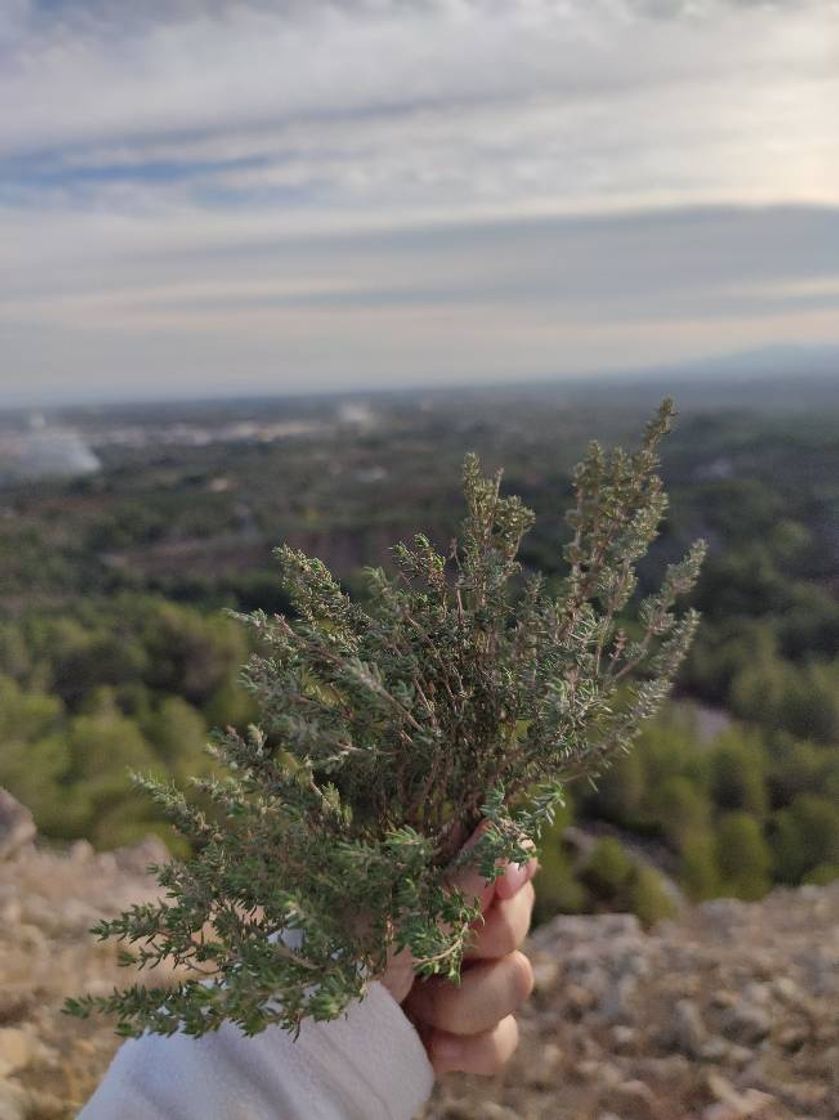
[611,945,652,982]
[0,790,35,862]
[530,956,560,993]
[719,1003,771,1046]
[15,922,47,954]
[564,981,598,1015]
[93,852,117,876]
[20,1089,66,1120]
[576,1060,623,1089]
[68,839,96,864]
[606,1080,657,1120]
[726,1045,754,1070]
[795,948,839,997]
[770,977,801,1005]
[0,1026,34,1077]
[700,1037,731,1063]
[611,1025,637,1052]
[0,1082,27,1120]
[475,1105,520,1120]
[741,982,772,1007]
[113,835,170,876]
[668,997,707,1056]
[522,1042,563,1088]
[602,915,644,938]
[60,898,100,934]
[635,1055,690,1082]
[770,1080,828,1110]
[777,1023,809,1053]
[601,974,638,1023]
[700,899,747,936]
[706,1072,743,1103]
[704,1073,776,1119]
[0,899,22,926]
[0,984,32,1023]
[566,953,609,999]
[702,1091,776,1120]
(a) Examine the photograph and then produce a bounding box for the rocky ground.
[424,898,839,1120]
[1,791,837,1120]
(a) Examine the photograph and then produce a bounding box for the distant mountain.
[548,343,839,413]
[630,343,839,384]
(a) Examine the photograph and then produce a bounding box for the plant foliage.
[66,400,704,1038]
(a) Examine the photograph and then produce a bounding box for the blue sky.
[1,0,838,405]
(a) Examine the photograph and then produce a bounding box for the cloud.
[3,204,839,405]
[1,0,838,403]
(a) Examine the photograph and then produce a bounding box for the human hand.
[381,840,537,1076]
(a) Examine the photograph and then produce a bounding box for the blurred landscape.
[3,369,839,902]
[2,368,839,1118]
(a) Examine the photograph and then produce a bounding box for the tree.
[680,831,719,901]
[68,402,704,1039]
[709,729,768,819]
[587,749,645,825]
[143,697,210,782]
[531,803,587,924]
[771,795,839,885]
[651,775,710,851]
[583,837,634,903]
[629,864,676,928]
[141,601,246,707]
[716,813,771,901]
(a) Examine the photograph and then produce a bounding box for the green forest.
[2,383,838,925]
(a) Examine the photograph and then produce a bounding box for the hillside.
[1,793,836,1120]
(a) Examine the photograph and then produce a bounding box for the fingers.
[465,880,534,960]
[399,827,538,1083]
[427,1014,520,1076]
[405,949,534,1036]
[447,821,538,914]
[380,838,536,1005]
[495,855,538,901]
[445,822,497,914]
[379,947,416,1004]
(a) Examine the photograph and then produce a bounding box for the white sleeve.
[77,981,435,1120]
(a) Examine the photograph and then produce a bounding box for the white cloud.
[1,0,838,402]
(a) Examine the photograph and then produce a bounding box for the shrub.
[68,403,704,1038]
[716,812,772,901]
[629,864,677,928]
[680,831,719,901]
[583,837,634,902]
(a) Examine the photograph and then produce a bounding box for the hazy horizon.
[2,339,837,414]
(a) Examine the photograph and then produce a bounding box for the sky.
[1,0,838,406]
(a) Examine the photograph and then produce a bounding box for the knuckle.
[408,979,451,1031]
[503,1013,521,1059]
[509,950,534,1003]
[482,1045,507,1076]
[483,1016,519,1075]
[441,986,476,1036]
